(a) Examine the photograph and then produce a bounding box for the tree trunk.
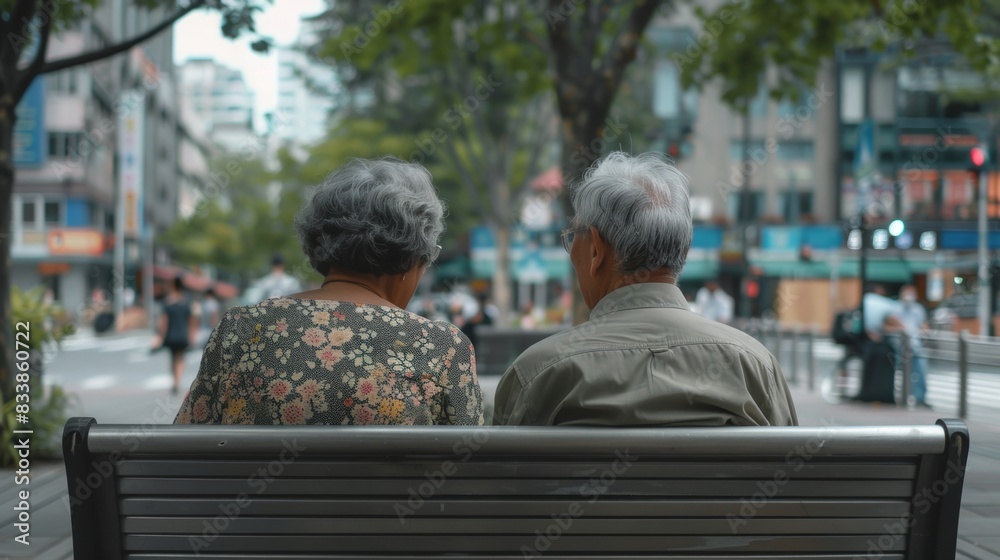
[491,174,513,327]
[492,225,512,327]
[0,99,16,403]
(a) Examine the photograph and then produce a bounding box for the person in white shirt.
[894,285,930,408]
[695,280,734,324]
[254,254,302,301]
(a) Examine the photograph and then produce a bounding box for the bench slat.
[124,555,907,560]
[122,534,906,553]
[119,497,912,518]
[116,477,915,498]
[115,459,919,480]
[121,516,907,535]
[87,424,947,456]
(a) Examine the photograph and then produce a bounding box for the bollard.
[959,330,969,419]
[790,325,800,386]
[900,332,911,408]
[807,325,816,392]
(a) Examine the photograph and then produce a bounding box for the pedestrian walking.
[153,276,198,396]
[896,284,931,408]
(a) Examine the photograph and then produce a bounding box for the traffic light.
[971,145,987,169]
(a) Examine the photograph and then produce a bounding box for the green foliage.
[301,117,478,248]
[11,285,74,351]
[1,385,73,466]
[3,285,76,465]
[682,0,1000,109]
[161,157,314,285]
[311,0,557,228]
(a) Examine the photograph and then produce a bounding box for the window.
[777,141,814,161]
[841,67,865,122]
[22,200,37,229]
[47,70,78,94]
[749,85,768,117]
[777,86,812,118]
[44,201,61,226]
[47,132,84,158]
[729,191,765,222]
[729,140,766,161]
[780,191,814,223]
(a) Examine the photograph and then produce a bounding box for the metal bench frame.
[63,417,969,559]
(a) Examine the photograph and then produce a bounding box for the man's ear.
[589,226,606,278]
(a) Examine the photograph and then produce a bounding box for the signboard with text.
[48,229,106,256]
[118,90,145,237]
[13,78,45,167]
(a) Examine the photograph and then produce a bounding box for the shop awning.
[750,256,938,282]
[679,259,720,281]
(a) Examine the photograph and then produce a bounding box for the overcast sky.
[172,0,326,132]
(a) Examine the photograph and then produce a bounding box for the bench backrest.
[63,418,969,560]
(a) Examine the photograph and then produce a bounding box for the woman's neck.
[309,277,398,308]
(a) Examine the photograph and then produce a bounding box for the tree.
[0,0,266,409]
[545,0,666,183]
[681,0,998,114]
[299,117,478,253]
[161,156,311,288]
[542,0,668,324]
[314,0,557,323]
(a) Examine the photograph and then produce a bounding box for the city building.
[176,105,215,221]
[273,15,339,156]
[11,2,191,317]
[177,58,256,153]
[640,2,840,320]
[834,45,1000,334]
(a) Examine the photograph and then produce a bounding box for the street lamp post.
[971,144,990,337]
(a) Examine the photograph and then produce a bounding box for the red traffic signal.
[971,146,986,168]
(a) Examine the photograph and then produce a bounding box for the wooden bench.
[63,417,969,559]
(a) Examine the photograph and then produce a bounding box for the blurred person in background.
[196,288,222,347]
[519,300,537,329]
[254,254,302,301]
[895,285,930,408]
[154,276,198,396]
[854,284,902,404]
[461,294,494,353]
[695,279,733,324]
[175,158,483,426]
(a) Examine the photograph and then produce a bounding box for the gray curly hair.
[295,158,445,276]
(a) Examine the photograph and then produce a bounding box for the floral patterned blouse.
[174,298,484,426]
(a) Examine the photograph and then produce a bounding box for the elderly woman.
[175,158,484,425]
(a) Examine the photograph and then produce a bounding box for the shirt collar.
[589,282,690,320]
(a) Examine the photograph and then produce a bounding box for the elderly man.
[493,152,797,426]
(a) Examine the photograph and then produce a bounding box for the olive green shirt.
[493,283,797,427]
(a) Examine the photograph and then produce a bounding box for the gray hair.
[295,158,445,276]
[571,152,692,276]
